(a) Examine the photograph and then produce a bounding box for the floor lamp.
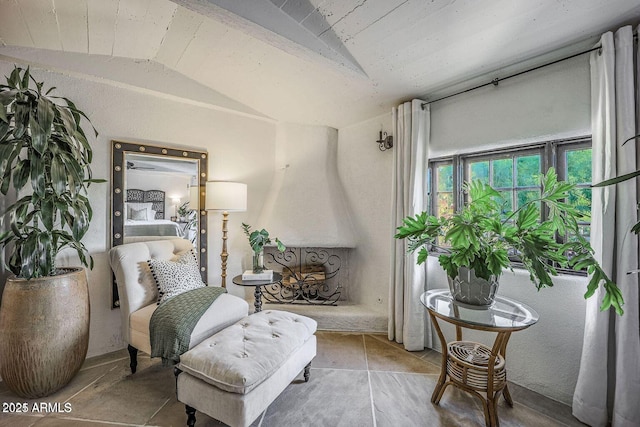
[205,181,247,287]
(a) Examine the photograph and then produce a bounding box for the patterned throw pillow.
[148,250,205,304]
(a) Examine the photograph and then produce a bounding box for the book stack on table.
[241,270,274,281]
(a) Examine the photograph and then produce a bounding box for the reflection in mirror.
[111,141,208,308]
[124,153,199,243]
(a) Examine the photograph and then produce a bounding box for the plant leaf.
[51,155,67,195]
[592,170,640,187]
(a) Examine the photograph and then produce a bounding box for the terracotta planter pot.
[0,267,90,398]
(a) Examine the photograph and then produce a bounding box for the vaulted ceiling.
[0,0,639,128]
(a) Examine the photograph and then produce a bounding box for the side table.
[421,290,539,427]
[232,273,283,313]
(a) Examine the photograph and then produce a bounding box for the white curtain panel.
[388,99,431,351]
[573,25,640,427]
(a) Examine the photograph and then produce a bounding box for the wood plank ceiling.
[0,0,639,127]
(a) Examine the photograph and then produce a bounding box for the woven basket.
[446,341,506,391]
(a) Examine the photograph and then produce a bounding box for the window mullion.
[511,156,517,214]
[453,155,462,212]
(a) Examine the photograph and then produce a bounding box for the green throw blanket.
[150,286,226,366]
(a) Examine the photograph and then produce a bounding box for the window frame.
[426,136,591,275]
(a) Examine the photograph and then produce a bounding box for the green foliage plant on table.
[0,67,105,279]
[241,223,286,253]
[395,168,625,315]
[241,223,286,273]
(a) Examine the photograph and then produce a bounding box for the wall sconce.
[376,131,393,151]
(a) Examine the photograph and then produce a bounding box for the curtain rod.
[420,32,638,110]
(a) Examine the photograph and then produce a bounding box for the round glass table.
[421,289,539,427]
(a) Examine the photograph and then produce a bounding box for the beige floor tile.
[364,335,441,374]
[59,359,174,425]
[32,416,137,426]
[148,397,228,427]
[313,331,368,370]
[0,413,44,427]
[370,371,485,426]
[507,382,586,427]
[79,349,129,371]
[419,347,445,367]
[261,368,373,427]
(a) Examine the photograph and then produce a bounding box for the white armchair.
[109,239,248,373]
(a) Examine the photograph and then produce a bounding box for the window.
[557,141,592,242]
[434,161,454,218]
[464,147,543,217]
[426,136,592,273]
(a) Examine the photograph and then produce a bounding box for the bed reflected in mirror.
[111,141,208,308]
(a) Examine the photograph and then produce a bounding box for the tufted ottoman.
[174,310,317,427]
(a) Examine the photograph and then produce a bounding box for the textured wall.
[337,114,394,310]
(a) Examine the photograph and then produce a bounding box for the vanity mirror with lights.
[111,140,208,308]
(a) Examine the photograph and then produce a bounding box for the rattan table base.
[428,315,515,427]
[447,341,506,391]
[422,290,538,427]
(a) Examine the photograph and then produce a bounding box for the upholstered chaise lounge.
[109,239,249,372]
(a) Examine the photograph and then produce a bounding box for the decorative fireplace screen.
[263,247,345,305]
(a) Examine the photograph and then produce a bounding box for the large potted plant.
[0,67,102,398]
[395,169,624,315]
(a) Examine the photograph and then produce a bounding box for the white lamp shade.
[205,181,247,212]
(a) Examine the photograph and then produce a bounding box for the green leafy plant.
[241,223,286,254]
[592,134,640,234]
[177,201,197,244]
[395,168,624,315]
[0,67,104,279]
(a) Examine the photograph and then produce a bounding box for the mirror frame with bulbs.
[110,140,208,308]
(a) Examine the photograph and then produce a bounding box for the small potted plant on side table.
[241,223,286,276]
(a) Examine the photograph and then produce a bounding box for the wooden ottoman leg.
[185,405,196,427]
[304,362,311,382]
[127,345,138,374]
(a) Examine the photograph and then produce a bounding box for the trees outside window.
[426,136,592,273]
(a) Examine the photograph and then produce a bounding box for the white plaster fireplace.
[257,123,385,332]
[258,122,356,248]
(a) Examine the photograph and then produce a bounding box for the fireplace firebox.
[262,247,348,305]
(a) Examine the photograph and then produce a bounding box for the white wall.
[0,60,277,358]
[338,54,592,404]
[337,114,393,310]
[429,54,591,155]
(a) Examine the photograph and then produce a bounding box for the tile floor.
[0,332,585,427]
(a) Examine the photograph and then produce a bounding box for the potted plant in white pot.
[395,169,624,315]
[0,67,103,398]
